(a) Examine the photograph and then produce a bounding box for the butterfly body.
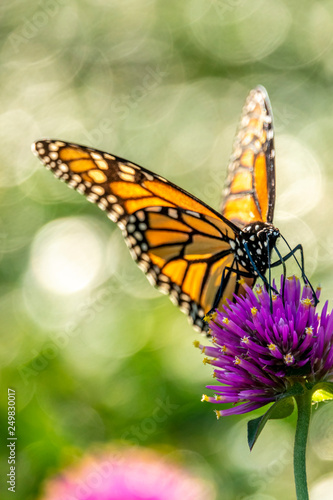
[32,86,282,332]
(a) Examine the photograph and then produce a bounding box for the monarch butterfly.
[31,86,309,332]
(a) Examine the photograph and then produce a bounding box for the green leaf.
[312,382,333,402]
[247,397,295,451]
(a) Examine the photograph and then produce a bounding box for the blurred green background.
[1,1,333,499]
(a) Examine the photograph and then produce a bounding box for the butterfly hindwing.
[32,139,250,331]
[221,86,275,228]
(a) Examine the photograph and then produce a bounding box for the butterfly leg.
[206,263,255,318]
[242,242,279,295]
[270,241,318,305]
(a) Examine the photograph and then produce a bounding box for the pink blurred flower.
[40,446,215,500]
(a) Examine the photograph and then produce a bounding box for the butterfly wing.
[221,86,276,227]
[32,140,251,331]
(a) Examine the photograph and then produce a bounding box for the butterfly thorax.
[233,222,280,275]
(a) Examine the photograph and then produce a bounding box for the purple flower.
[197,276,333,417]
[39,446,215,500]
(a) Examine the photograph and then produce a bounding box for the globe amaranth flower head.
[39,446,215,500]
[196,276,333,418]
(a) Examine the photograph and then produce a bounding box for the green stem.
[294,389,313,500]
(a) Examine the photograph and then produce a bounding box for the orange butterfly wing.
[32,140,251,331]
[221,86,275,227]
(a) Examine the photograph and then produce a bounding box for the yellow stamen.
[268,343,277,352]
[202,357,210,365]
[255,284,263,295]
[201,394,209,402]
[284,353,294,365]
[251,307,258,316]
[221,345,227,353]
[215,395,222,401]
[301,298,313,307]
[214,410,221,420]
[241,336,250,344]
[222,316,229,324]
[305,326,314,336]
[238,277,245,286]
[234,356,241,365]
[204,311,217,322]
[193,340,200,348]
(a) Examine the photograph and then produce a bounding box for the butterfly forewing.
[32,139,242,332]
[221,86,275,228]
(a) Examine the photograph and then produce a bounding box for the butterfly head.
[237,222,280,275]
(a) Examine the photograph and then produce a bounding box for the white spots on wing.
[91,152,102,160]
[134,231,143,241]
[119,172,135,182]
[127,224,135,233]
[138,261,149,272]
[159,284,170,295]
[96,159,108,170]
[91,185,105,195]
[119,163,136,176]
[237,249,243,256]
[104,153,115,160]
[138,222,147,230]
[98,197,108,207]
[87,193,99,203]
[113,204,124,215]
[136,211,145,221]
[159,274,169,283]
[146,206,162,212]
[230,240,236,250]
[147,273,157,285]
[168,208,178,219]
[71,174,81,183]
[186,210,200,218]
[141,243,148,252]
[76,184,86,194]
[143,172,154,181]
[107,212,117,222]
[107,194,118,203]
[48,143,59,152]
[170,294,179,305]
[59,163,69,172]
